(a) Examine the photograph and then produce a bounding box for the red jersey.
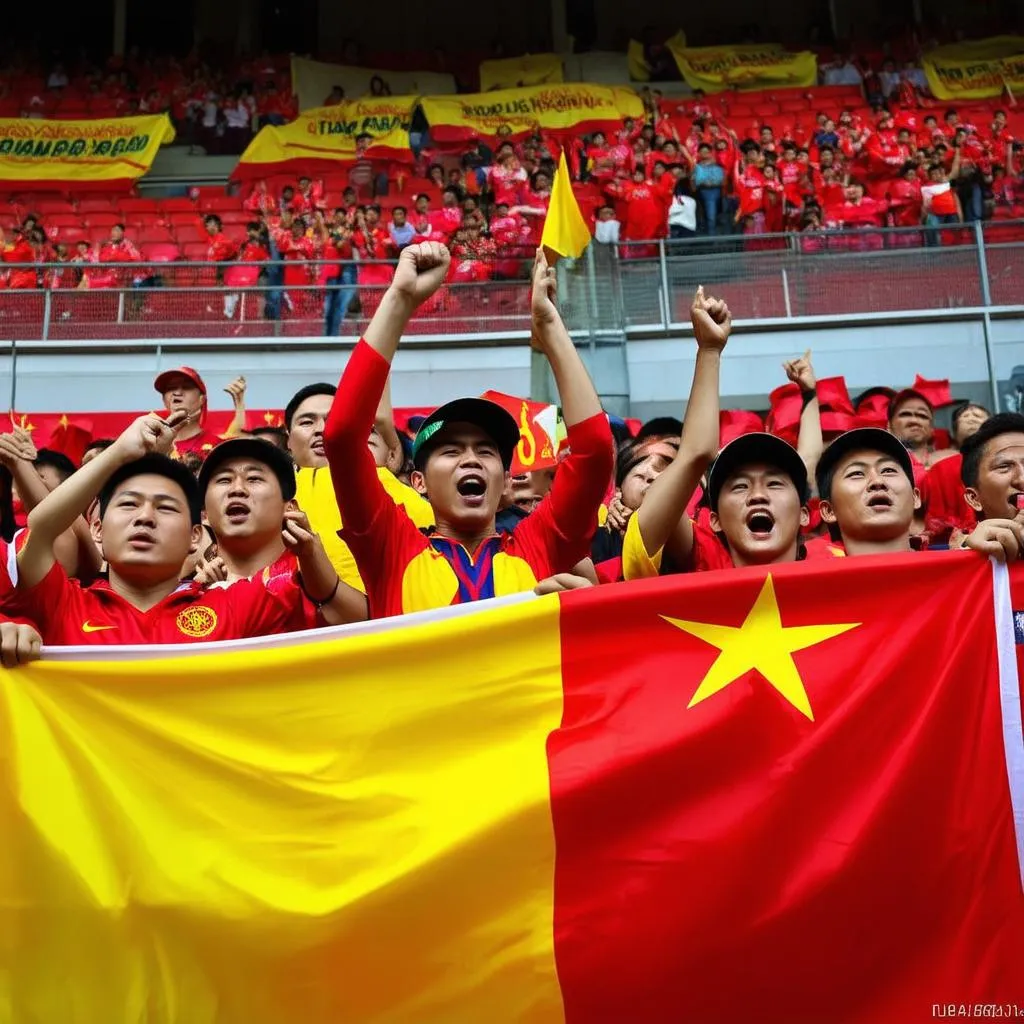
[3,560,315,646]
[206,232,238,263]
[735,164,766,217]
[351,226,394,260]
[323,340,613,620]
[429,207,463,237]
[489,164,528,206]
[921,453,975,540]
[243,186,276,215]
[777,158,804,205]
[2,237,37,289]
[172,428,223,459]
[888,177,923,226]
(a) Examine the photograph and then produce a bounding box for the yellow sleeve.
[621,511,664,581]
[376,467,435,529]
[597,503,608,527]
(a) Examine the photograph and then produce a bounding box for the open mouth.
[310,437,325,454]
[127,531,156,549]
[745,510,775,535]
[866,493,894,510]
[457,474,487,501]
[225,501,250,522]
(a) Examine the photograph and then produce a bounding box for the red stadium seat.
[174,224,206,245]
[182,242,210,262]
[119,198,161,216]
[198,194,244,212]
[140,242,181,263]
[83,212,123,228]
[78,198,115,214]
[138,225,176,244]
[218,210,250,226]
[34,199,76,216]
[160,197,198,214]
[46,213,85,230]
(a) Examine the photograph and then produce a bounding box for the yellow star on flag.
[662,575,860,721]
[58,414,70,429]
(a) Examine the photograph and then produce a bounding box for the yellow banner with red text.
[0,114,175,189]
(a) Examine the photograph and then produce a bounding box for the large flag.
[667,41,818,93]
[231,98,416,181]
[420,83,643,144]
[0,554,1022,1021]
[922,35,1024,100]
[479,53,564,91]
[290,55,455,113]
[541,150,592,260]
[0,114,175,191]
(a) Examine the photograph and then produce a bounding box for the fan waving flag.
[541,149,592,259]
[0,554,1021,1021]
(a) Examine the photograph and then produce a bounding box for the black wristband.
[800,387,818,410]
[299,573,341,608]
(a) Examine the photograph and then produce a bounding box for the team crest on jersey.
[176,605,218,638]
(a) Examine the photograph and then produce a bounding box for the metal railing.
[0,222,1020,343]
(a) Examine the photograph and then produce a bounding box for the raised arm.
[783,350,824,487]
[634,287,730,570]
[18,412,185,589]
[374,374,405,474]
[530,248,602,427]
[361,242,450,365]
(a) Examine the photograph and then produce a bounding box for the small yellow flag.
[540,150,592,260]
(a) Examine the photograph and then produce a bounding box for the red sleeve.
[509,412,614,577]
[216,576,307,637]
[323,339,421,579]
[2,559,73,639]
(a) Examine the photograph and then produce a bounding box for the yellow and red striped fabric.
[0,554,1022,1022]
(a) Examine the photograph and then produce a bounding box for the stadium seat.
[182,241,210,262]
[46,213,85,230]
[78,198,116,214]
[160,197,199,214]
[140,242,181,263]
[172,224,206,245]
[198,194,244,212]
[83,212,123,229]
[119,198,161,216]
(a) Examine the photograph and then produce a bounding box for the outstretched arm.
[783,350,824,488]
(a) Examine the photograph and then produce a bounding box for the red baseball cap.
[154,366,207,397]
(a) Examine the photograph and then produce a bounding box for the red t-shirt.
[206,232,238,263]
[172,428,223,459]
[3,560,312,646]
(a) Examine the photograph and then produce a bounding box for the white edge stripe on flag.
[992,559,1024,890]
[39,589,540,662]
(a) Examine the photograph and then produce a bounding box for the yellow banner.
[922,35,1024,100]
[290,56,455,115]
[234,97,416,177]
[0,598,565,1022]
[421,83,643,142]
[667,42,817,93]
[479,53,564,91]
[0,114,174,186]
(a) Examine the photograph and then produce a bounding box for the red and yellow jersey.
[324,340,613,619]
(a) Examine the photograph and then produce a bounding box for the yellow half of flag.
[0,596,565,1023]
[540,150,592,260]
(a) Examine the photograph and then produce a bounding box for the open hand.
[534,573,595,595]
[690,285,731,351]
[390,241,450,308]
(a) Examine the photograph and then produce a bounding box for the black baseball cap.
[706,433,809,511]
[411,398,520,470]
[197,438,296,501]
[815,427,915,499]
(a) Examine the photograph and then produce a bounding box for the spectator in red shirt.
[84,223,141,289]
[888,389,956,469]
[322,244,613,618]
[1,229,38,290]
[203,212,239,278]
[429,188,464,238]
[5,417,357,645]
[959,414,1024,542]
[275,214,321,315]
[243,179,276,216]
[223,221,269,319]
[352,205,395,260]
[154,366,228,459]
[195,437,367,623]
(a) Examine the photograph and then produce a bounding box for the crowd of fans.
[0,241,1021,666]
[1,82,1022,332]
